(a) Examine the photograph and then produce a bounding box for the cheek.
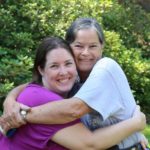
[94,50,101,59]
[72,49,79,57]
[44,70,54,80]
[70,66,78,78]
[72,66,78,75]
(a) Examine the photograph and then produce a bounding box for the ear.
[38,66,44,76]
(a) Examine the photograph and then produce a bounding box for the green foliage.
[0,46,33,104]
[143,125,150,143]
[0,0,149,114]
[102,0,150,58]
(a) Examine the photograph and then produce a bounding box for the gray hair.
[65,18,105,45]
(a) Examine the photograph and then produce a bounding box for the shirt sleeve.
[74,58,124,120]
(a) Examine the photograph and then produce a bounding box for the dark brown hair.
[32,36,74,84]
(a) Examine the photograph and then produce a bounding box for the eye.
[50,64,58,69]
[90,45,97,48]
[66,62,73,66]
[74,45,83,48]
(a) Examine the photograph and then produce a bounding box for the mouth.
[79,59,94,64]
[57,78,70,84]
[81,59,90,62]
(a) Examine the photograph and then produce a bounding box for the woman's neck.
[60,92,69,98]
[78,71,90,83]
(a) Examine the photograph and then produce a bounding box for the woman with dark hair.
[1,18,147,149]
[1,36,138,150]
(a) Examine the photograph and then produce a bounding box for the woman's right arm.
[52,108,146,150]
[3,83,28,114]
[3,84,29,126]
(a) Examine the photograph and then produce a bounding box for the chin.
[80,67,92,72]
[59,87,72,94]
[79,64,93,70]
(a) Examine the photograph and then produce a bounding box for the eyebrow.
[74,42,99,45]
[65,59,74,63]
[48,59,74,64]
[73,42,82,44]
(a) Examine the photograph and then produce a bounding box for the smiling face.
[38,48,77,97]
[70,28,103,80]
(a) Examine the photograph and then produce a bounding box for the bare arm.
[26,97,91,124]
[3,84,29,127]
[0,104,146,149]
[52,108,146,150]
[0,97,90,132]
[3,84,27,114]
[3,86,88,124]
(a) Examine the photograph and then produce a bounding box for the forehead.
[74,28,100,44]
[46,48,73,63]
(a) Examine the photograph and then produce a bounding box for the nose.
[59,66,67,75]
[81,47,89,55]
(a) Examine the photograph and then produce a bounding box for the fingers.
[0,119,17,136]
[0,125,6,135]
[2,100,29,135]
[140,134,149,150]
[0,112,26,134]
[141,141,147,150]
[2,102,28,129]
[3,102,20,116]
[0,116,8,135]
[7,112,25,127]
[132,106,146,131]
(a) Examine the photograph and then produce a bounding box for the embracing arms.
[2,84,146,126]
[3,84,28,114]
[26,98,90,124]
[1,85,147,149]
[51,107,146,150]
[3,84,90,124]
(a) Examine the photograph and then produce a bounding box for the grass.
[143,124,150,146]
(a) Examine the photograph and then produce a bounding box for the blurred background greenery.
[143,125,150,145]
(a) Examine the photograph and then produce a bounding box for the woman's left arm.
[52,109,146,150]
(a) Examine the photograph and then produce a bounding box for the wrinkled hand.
[132,105,146,131]
[140,134,149,150]
[0,115,14,135]
[1,101,30,135]
[3,97,28,115]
